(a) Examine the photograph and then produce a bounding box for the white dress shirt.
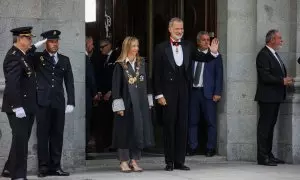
[193,49,208,87]
[266,45,283,68]
[125,57,136,70]
[170,39,183,66]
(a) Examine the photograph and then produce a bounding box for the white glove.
[65,105,74,113]
[34,38,47,48]
[12,107,26,118]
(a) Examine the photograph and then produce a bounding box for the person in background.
[95,39,118,152]
[255,29,293,166]
[111,36,154,172]
[85,36,99,154]
[187,31,223,157]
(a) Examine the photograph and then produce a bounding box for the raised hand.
[209,38,219,54]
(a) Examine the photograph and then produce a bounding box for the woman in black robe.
[111,36,155,172]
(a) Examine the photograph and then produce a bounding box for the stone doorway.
[85,0,218,158]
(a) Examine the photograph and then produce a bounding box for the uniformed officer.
[1,27,42,180]
[34,30,75,177]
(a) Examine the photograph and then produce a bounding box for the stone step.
[86,153,227,169]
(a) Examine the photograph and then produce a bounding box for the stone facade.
[1,0,300,173]
[0,0,86,172]
[217,0,300,163]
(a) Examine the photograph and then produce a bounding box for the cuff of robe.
[112,98,125,112]
[148,94,154,107]
[155,94,164,99]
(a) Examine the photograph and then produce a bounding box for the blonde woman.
[111,36,155,172]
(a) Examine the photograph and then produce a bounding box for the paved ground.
[1,155,300,180]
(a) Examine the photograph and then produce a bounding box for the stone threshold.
[85,153,228,170]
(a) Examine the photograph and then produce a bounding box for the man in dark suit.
[34,30,75,177]
[85,36,98,153]
[153,17,219,171]
[255,29,293,166]
[1,27,40,180]
[94,39,118,151]
[187,31,223,157]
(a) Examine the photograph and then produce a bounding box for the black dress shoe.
[174,164,190,171]
[206,149,216,157]
[186,149,197,156]
[49,169,70,176]
[164,163,174,171]
[270,157,285,164]
[37,171,48,178]
[1,169,10,177]
[258,159,277,166]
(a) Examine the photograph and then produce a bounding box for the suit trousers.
[3,113,34,179]
[36,105,65,171]
[188,87,217,150]
[162,70,189,165]
[257,102,280,161]
[94,100,113,151]
[86,91,93,146]
[117,148,141,161]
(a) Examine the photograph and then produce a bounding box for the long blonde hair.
[116,36,142,69]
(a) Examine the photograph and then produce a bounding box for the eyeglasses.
[100,44,109,49]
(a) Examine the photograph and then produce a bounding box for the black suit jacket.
[2,46,37,113]
[153,40,216,97]
[254,46,287,103]
[33,50,75,109]
[86,55,97,98]
[99,50,118,93]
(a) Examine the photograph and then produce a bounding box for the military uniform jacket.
[2,46,37,113]
[33,50,75,109]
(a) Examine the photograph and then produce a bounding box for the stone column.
[218,0,258,161]
[290,0,300,163]
[216,0,228,156]
[40,0,86,171]
[257,0,297,163]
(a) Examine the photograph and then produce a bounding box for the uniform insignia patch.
[40,56,45,66]
[139,75,144,82]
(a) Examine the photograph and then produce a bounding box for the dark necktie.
[103,55,109,66]
[193,62,203,85]
[50,55,55,64]
[274,52,285,74]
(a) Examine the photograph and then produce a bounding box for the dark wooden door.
[184,0,217,42]
[184,0,217,154]
[85,0,217,155]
